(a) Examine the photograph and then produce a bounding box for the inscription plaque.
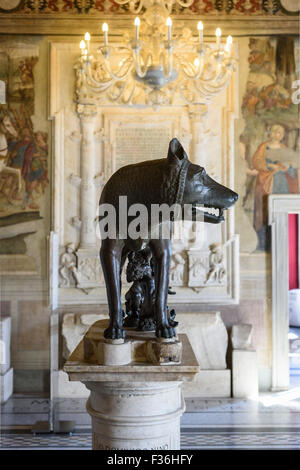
[115,126,171,170]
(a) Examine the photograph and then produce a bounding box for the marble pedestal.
[232,349,258,399]
[0,317,13,404]
[64,320,199,450]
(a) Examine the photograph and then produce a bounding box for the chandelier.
[75,0,236,106]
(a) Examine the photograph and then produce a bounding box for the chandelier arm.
[195,73,232,96]
[107,83,127,102]
[84,66,116,89]
[177,58,204,80]
[121,82,137,105]
[133,50,150,78]
[99,56,134,81]
[160,49,174,79]
[85,80,116,94]
[106,80,135,105]
[180,65,218,82]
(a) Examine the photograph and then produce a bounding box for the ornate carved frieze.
[59,243,104,293]
[188,243,227,288]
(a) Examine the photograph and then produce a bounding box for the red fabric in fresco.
[289,214,299,290]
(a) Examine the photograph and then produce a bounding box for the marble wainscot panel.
[64,320,199,450]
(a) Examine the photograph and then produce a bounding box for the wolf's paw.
[104,325,126,340]
[155,325,176,339]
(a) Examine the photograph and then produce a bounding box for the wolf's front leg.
[100,238,125,339]
[150,239,176,339]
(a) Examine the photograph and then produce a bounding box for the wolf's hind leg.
[100,238,125,339]
[150,239,176,339]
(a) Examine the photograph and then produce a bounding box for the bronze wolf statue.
[99,138,238,340]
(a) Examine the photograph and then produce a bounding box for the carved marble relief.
[188,244,226,288]
[170,252,186,287]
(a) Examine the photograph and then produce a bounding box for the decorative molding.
[0,0,296,16]
[268,194,300,391]
[0,17,298,36]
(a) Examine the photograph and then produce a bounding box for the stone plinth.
[61,311,231,400]
[176,312,230,397]
[64,320,199,450]
[0,317,13,404]
[232,350,258,399]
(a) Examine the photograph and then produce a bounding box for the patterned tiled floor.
[1,427,300,450]
[2,389,300,450]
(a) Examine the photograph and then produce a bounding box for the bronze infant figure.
[99,138,238,340]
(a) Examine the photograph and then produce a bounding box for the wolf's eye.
[193,168,206,178]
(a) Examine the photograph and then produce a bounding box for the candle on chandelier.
[166,17,172,42]
[226,35,232,55]
[79,39,86,55]
[197,21,203,44]
[134,17,140,41]
[102,23,109,46]
[216,28,221,50]
[84,32,90,51]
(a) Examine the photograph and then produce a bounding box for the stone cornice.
[0,15,298,35]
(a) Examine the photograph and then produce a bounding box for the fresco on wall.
[0,47,49,254]
[1,0,292,15]
[239,37,300,251]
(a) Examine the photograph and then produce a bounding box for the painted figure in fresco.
[8,127,36,208]
[0,114,22,204]
[26,131,49,197]
[252,124,299,250]
[6,127,48,209]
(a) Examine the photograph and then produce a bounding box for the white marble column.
[75,104,102,291]
[77,103,97,249]
[188,104,208,166]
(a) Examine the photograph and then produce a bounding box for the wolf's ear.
[167,138,188,166]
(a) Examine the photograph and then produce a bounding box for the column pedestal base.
[86,381,184,450]
[64,320,199,450]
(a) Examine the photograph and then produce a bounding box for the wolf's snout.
[228,191,238,207]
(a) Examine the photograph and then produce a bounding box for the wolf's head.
[167,138,238,224]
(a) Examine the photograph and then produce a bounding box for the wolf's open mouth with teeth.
[191,204,225,224]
